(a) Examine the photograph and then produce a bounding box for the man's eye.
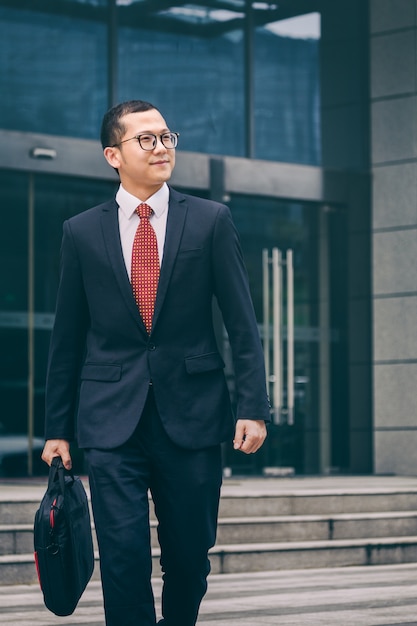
[140,135,154,144]
[162,134,174,145]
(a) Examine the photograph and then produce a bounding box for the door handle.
[262,247,294,425]
[286,249,294,425]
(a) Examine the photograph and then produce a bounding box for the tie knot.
[137,203,153,219]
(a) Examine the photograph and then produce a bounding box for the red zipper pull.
[50,497,57,529]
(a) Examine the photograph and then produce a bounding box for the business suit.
[44,188,269,624]
[45,189,269,448]
[43,103,270,626]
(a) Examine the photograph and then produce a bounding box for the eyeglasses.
[113,132,179,151]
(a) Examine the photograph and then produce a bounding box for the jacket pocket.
[80,363,122,382]
[184,352,225,375]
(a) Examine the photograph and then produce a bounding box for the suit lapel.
[99,190,187,335]
[100,199,147,332]
[152,189,187,330]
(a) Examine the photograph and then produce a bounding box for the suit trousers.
[85,387,223,626]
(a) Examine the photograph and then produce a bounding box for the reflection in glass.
[254,13,321,163]
[0,4,107,138]
[0,2,321,164]
[118,19,246,156]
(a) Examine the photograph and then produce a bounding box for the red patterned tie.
[131,203,160,334]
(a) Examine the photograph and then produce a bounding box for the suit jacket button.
[147,342,156,351]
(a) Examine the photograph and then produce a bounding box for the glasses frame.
[112,132,179,150]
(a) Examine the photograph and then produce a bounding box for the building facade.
[0,0,415,477]
[370,0,417,474]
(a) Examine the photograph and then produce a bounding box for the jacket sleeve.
[211,204,271,422]
[44,220,90,440]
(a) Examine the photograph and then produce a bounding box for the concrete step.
[3,511,417,555]
[3,535,417,585]
[0,523,97,556]
[209,535,417,574]
[0,525,33,556]
[215,511,417,544]
[3,489,417,526]
[3,477,417,585]
[218,490,417,517]
[0,501,40,526]
[0,552,102,586]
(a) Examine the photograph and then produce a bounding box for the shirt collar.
[116,183,169,219]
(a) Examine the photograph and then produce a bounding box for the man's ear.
[103,146,121,169]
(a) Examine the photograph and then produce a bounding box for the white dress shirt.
[116,183,169,278]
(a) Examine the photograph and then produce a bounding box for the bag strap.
[48,456,75,495]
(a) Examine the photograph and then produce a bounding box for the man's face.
[104,108,176,198]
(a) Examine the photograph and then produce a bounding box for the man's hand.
[233,419,267,454]
[41,439,72,470]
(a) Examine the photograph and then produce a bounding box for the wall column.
[370,0,417,474]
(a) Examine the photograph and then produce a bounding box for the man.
[41,100,270,626]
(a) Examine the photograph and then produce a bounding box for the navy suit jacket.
[45,187,270,450]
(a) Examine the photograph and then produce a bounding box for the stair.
[2,477,417,583]
[209,482,417,574]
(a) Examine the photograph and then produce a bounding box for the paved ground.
[1,563,417,625]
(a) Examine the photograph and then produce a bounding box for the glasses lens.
[137,134,156,150]
[161,133,178,149]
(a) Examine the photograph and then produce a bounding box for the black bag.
[34,456,95,616]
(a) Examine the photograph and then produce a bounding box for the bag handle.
[48,456,74,495]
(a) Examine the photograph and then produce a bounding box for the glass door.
[0,169,117,475]
[0,170,30,474]
[221,194,347,476]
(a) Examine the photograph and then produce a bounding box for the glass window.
[0,2,107,138]
[0,2,321,165]
[117,7,246,156]
[117,5,321,163]
[254,13,321,164]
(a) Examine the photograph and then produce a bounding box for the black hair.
[100,100,159,149]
